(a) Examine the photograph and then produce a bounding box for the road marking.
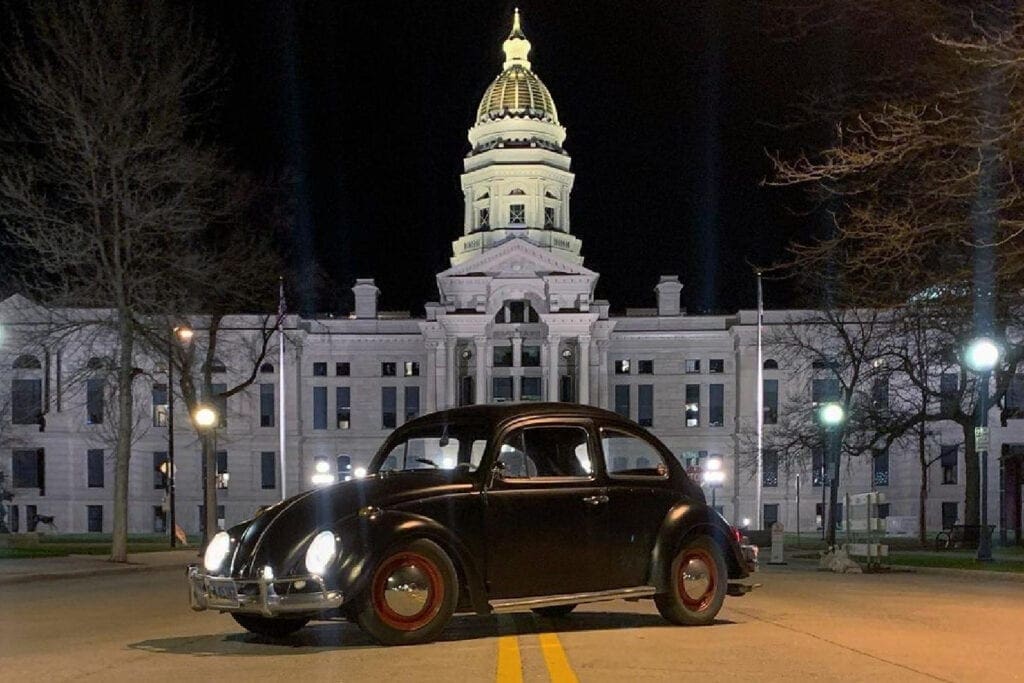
[538,632,578,683]
[496,635,523,683]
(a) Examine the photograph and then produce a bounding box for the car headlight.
[305,530,337,576]
[203,532,232,572]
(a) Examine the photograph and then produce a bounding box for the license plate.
[207,578,239,605]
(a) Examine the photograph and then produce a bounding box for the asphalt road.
[1,563,1021,682]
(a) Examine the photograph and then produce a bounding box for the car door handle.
[582,495,609,506]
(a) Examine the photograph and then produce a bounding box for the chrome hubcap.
[681,556,712,602]
[382,563,432,618]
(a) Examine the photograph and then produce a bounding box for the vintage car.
[188,403,758,646]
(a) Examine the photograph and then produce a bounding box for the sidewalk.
[0,548,198,586]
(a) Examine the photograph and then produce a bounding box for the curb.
[0,561,187,587]
[885,563,1024,582]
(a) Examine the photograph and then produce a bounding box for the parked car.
[188,403,758,646]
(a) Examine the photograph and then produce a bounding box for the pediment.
[438,238,596,280]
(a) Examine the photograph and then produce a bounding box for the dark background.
[103,3,869,315]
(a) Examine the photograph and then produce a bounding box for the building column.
[425,341,438,413]
[511,333,523,401]
[445,337,456,409]
[475,336,488,404]
[597,340,609,409]
[547,334,561,401]
[578,335,590,405]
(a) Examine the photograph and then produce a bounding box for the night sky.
[200,1,853,316]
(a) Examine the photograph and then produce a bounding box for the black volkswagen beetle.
[188,403,758,646]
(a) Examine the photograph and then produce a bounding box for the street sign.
[975,427,990,451]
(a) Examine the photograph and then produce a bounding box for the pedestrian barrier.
[843,492,888,570]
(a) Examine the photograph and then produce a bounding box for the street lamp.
[166,325,192,548]
[703,456,725,510]
[192,404,219,547]
[964,336,1001,562]
[817,401,846,548]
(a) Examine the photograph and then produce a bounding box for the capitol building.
[2,12,1022,542]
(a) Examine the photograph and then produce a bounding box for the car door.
[483,420,610,599]
[598,425,682,588]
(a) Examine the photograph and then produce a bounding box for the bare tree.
[0,1,247,561]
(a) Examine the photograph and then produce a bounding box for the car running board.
[490,586,657,613]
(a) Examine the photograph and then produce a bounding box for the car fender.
[648,503,735,592]
[331,509,489,614]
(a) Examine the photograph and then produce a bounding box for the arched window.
[259,362,274,374]
[508,188,526,195]
[210,358,227,374]
[12,354,41,370]
[86,357,108,371]
[763,359,778,370]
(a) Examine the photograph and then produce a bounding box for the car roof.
[403,402,635,431]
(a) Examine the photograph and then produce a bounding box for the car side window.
[497,426,592,480]
[601,428,669,478]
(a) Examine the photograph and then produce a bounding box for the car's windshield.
[371,422,489,473]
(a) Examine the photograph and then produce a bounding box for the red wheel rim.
[676,548,716,612]
[371,551,444,631]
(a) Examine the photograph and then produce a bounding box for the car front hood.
[230,470,474,576]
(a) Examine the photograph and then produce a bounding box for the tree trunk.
[202,431,218,548]
[918,422,928,548]
[962,421,980,530]
[110,316,135,562]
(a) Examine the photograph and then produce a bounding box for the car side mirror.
[488,460,506,488]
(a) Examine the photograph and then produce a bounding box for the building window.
[337,455,353,480]
[493,377,513,402]
[940,445,958,484]
[872,378,889,411]
[152,383,168,427]
[13,449,44,494]
[153,506,167,533]
[459,376,474,406]
[404,361,419,377]
[763,504,779,530]
[260,363,274,374]
[638,360,654,375]
[685,384,700,427]
[811,378,840,404]
[382,387,397,428]
[614,360,631,375]
[11,378,42,424]
[336,387,351,429]
[873,448,889,487]
[153,451,168,489]
[479,207,490,230]
[521,346,541,367]
[544,206,555,229]
[85,378,105,424]
[260,451,276,490]
[87,449,104,488]
[493,346,513,368]
[520,376,541,401]
[709,359,724,374]
[381,362,397,377]
[508,301,525,323]
[812,448,823,487]
[614,385,630,419]
[216,451,229,489]
[709,384,724,427]
[638,385,653,427]
[13,354,41,369]
[198,505,226,534]
[763,449,779,487]
[259,383,274,427]
[336,362,350,376]
[405,386,420,421]
[559,375,575,403]
[313,362,327,377]
[763,358,779,370]
[87,505,103,533]
[941,501,958,530]
[763,379,779,424]
[1006,374,1024,418]
[210,383,228,427]
[685,359,701,374]
[877,503,890,519]
[312,386,327,430]
[940,373,958,414]
[509,204,525,225]
[209,358,227,374]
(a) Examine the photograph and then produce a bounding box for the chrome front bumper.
[187,565,344,617]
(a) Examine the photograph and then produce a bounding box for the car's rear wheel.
[356,538,458,646]
[655,535,727,626]
[232,613,309,638]
[531,604,577,618]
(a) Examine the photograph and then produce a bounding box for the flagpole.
[755,271,764,531]
[278,278,287,502]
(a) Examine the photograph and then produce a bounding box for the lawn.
[0,533,199,559]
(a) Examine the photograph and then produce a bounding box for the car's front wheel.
[232,613,309,638]
[356,538,458,646]
[655,535,727,626]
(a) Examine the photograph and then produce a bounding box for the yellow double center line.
[496,631,579,683]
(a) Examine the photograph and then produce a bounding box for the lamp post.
[166,325,193,548]
[703,456,725,511]
[192,404,219,547]
[964,336,1000,562]
[818,401,846,549]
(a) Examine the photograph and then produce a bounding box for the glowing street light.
[193,405,218,429]
[703,456,725,508]
[964,336,1002,562]
[818,402,845,427]
[964,337,1000,373]
[311,459,335,486]
[174,325,194,344]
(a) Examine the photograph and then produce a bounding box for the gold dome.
[476,65,559,125]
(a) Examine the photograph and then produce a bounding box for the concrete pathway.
[0,548,198,585]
